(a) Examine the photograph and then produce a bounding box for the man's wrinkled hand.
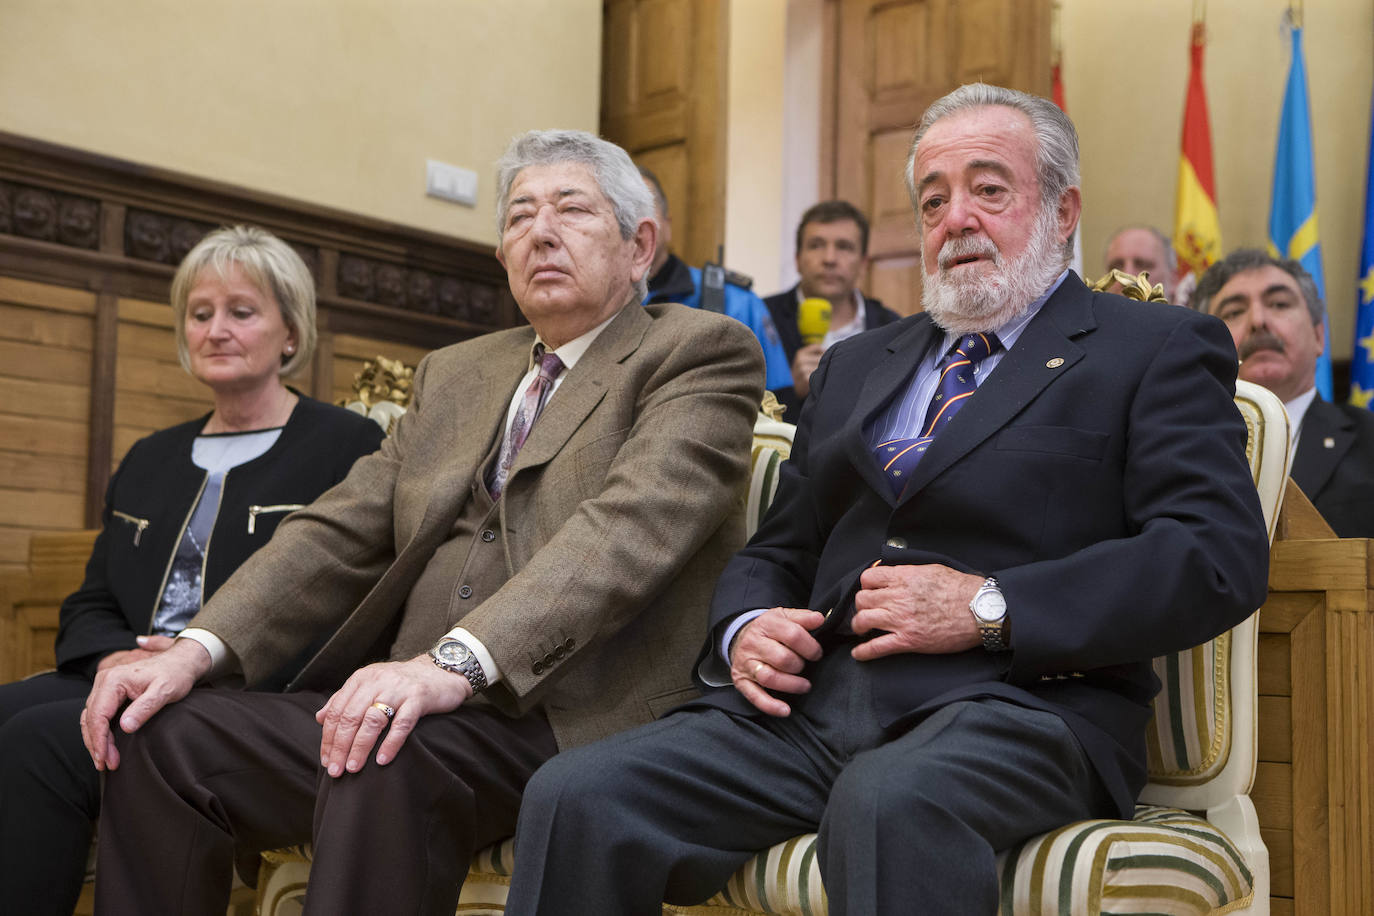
[81,638,210,771]
[729,607,825,717]
[315,655,473,777]
[850,564,983,660]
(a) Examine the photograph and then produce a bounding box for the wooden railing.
[1253,482,1374,915]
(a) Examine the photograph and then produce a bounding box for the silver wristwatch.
[429,637,488,693]
[968,577,1009,652]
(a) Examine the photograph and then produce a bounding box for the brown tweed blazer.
[192,301,764,749]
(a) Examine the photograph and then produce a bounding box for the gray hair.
[905,83,1080,257]
[1191,248,1324,326]
[1106,225,1178,274]
[495,130,655,299]
[169,225,317,378]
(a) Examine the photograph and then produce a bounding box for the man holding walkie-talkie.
[764,200,900,419]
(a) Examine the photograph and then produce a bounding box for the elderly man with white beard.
[504,83,1271,916]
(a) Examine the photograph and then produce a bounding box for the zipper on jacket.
[148,474,208,634]
[247,503,306,535]
[111,510,151,547]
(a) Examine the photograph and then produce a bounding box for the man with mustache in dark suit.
[1193,248,1374,538]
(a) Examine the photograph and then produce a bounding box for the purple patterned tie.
[874,331,1000,497]
[489,345,565,499]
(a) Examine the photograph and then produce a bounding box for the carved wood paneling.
[0,130,514,557]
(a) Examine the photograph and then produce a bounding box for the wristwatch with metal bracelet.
[428,637,489,693]
[968,577,1009,652]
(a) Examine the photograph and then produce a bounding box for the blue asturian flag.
[1268,23,1332,400]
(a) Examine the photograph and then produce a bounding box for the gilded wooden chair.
[666,379,1289,916]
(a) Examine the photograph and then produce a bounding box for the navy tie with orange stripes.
[874,331,1001,497]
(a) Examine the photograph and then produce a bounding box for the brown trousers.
[95,688,556,916]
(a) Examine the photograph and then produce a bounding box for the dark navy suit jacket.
[1292,397,1374,538]
[693,272,1271,816]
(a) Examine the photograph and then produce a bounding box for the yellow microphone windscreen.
[797,298,832,345]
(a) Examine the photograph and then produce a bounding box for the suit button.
[533,661,544,675]
[564,637,575,650]
[481,529,496,542]
[542,653,556,667]
[458,585,473,599]
[885,537,907,549]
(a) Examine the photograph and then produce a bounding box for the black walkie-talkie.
[700,245,726,314]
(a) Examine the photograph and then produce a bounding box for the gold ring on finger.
[752,661,766,679]
[370,701,395,719]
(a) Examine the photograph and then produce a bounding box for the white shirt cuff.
[444,626,503,686]
[176,628,232,680]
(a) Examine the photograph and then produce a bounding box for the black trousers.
[0,671,99,916]
[95,688,557,916]
[508,650,1112,916]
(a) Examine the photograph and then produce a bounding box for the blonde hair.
[169,225,317,377]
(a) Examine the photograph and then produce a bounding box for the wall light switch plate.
[426,159,477,207]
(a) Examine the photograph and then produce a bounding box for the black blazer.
[764,285,900,419]
[694,273,1271,816]
[1291,397,1374,538]
[54,395,384,682]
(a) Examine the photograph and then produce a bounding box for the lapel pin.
[1324,437,1336,449]
[1046,357,1065,369]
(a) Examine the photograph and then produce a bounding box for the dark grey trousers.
[508,650,1110,916]
[95,688,556,916]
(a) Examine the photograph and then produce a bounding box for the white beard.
[920,206,1067,335]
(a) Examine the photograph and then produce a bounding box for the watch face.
[437,641,472,666]
[974,590,1007,623]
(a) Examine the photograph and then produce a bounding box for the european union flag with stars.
[1352,94,1374,410]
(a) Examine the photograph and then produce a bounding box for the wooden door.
[824,0,1052,316]
[601,0,728,269]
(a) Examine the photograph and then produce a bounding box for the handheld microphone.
[797,298,832,345]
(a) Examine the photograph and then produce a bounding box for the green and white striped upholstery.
[747,412,795,538]
[995,806,1255,915]
[666,834,827,916]
[666,805,1257,916]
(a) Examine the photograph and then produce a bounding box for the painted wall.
[725,0,789,294]
[0,0,602,248]
[1062,0,1373,355]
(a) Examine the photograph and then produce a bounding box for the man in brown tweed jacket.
[80,129,764,916]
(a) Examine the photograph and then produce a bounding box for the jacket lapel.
[896,274,1097,503]
[1291,398,1355,497]
[506,302,648,479]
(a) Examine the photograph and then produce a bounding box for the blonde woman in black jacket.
[0,226,385,915]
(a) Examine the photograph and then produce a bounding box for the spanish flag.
[1174,20,1222,280]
